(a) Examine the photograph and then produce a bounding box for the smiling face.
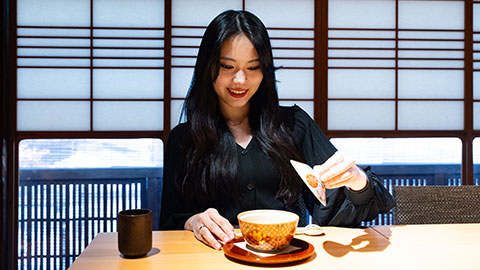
[213,34,263,115]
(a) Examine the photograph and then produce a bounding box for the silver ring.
[198,225,207,231]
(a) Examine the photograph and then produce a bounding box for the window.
[328,0,465,131]
[474,138,480,185]
[331,137,463,186]
[6,1,479,269]
[18,139,163,269]
[331,137,462,225]
[17,0,165,132]
[475,1,480,131]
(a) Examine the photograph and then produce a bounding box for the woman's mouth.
[228,88,248,98]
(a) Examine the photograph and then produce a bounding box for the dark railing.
[17,165,480,270]
[18,167,162,270]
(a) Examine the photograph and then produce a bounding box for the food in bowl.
[237,209,299,251]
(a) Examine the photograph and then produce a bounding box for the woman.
[160,10,395,250]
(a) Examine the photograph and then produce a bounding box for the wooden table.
[370,223,480,270]
[69,224,480,270]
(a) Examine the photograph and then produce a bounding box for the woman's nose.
[233,69,246,83]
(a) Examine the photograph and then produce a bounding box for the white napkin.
[233,242,301,257]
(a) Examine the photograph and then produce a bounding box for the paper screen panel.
[329,39,396,49]
[276,70,313,99]
[475,4,480,31]
[475,3,480,79]
[328,69,395,98]
[398,1,464,30]
[172,0,242,26]
[94,56,163,67]
[398,101,463,130]
[93,69,163,99]
[398,70,463,99]
[172,28,205,38]
[18,68,90,99]
[398,50,463,59]
[93,59,163,68]
[171,68,194,98]
[329,30,396,39]
[398,30,464,68]
[399,31,464,40]
[171,1,315,114]
[246,0,314,28]
[18,48,90,57]
[17,31,91,67]
[327,2,395,131]
[171,57,196,67]
[475,103,480,130]
[171,37,201,47]
[17,37,91,47]
[274,59,314,68]
[329,49,395,58]
[171,100,185,129]
[328,29,396,70]
[93,28,164,68]
[475,72,480,100]
[17,58,90,67]
[279,101,314,119]
[329,59,396,68]
[328,0,396,29]
[17,101,90,131]
[94,48,163,58]
[17,27,90,37]
[93,101,163,131]
[328,101,395,130]
[327,0,466,131]
[93,0,164,27]
[17,0,90,27]
[17,0,165,132]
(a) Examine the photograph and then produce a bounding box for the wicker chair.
[393,185,480,225]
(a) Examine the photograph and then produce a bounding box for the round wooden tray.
[223,237,315,265]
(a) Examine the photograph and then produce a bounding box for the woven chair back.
[393,185,480,225]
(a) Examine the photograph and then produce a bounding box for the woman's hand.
[313,151,368,191]
[184,208,235,250]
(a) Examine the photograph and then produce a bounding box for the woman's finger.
[192,208,235,250]
[321,157,356,183]
[323,166,367,190]
[313,151,344,176]
[205,209,235,241]
[323,170,356,189]
[197,224,223,250]
[213,215,235,240]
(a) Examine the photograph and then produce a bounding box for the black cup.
[117,209,152,258]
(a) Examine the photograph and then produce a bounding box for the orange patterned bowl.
[237,210,299,252]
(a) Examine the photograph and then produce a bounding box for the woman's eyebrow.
[220,56,260,63]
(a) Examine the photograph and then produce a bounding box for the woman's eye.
[220,64,234,69]
[247,66,261,71]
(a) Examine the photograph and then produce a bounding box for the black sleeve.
[159,124,195,230]
[291,105,395,226]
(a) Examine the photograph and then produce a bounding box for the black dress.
[159,105,395,229]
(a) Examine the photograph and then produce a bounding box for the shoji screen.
[170,0,315,128]
[475,0,480,130]
[17,0,165,132]
[328,0,465,131]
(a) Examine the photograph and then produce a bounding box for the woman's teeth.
[229,89,246,94]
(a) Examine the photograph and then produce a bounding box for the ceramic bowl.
[237,209,299,251]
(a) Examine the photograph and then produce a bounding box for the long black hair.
[181,10,304,208]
